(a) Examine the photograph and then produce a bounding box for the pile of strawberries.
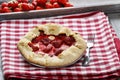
[0,0,73,13]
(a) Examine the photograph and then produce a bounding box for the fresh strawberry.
[32,1,38,7]
[36,0,47,6]
[64,2,73,7]
[45,3,53,9]
[36,6,43,10]
[8,1,19,9]
[0,8,2,13]
[32,0,37,2]
[21,3,30,11]
[13,7,22,12]
[18,0,29,3]
[28,3,35,10]
[50,0,57,4]
[53,2,60,8]
[2,7,12,13]
[1,2,8,8]
[57,0,68,5]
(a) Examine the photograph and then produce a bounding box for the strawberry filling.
[28,30,75,56]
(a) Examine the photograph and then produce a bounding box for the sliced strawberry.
[51,40,63,48]
[58,34,66,39]
[39,43,46,50]
[32,36,42,43]
[33,46,39,52]
[28,42,39,52]
[28,42,34,48]
[42,44,53,53]
[41,38,51,45]
[55,49,63,56]
[1,2,8,8]
[64,36,75,45]
[32,31,45,43]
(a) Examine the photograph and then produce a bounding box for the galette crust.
[17,23,87,67]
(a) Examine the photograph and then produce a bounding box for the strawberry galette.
[17,23,87,67]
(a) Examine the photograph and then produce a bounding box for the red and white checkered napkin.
[0,12,120,80]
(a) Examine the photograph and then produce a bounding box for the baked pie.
[17,23,87,67]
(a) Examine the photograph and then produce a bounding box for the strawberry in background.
[0,0,73,13]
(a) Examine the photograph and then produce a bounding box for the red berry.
[0,8,2,13]
[2,7,12,13]
[33,46,39,52]
[13,7,22,12]
[58,34,66,39]
[41,38,51,46]
[18,0,28,3]
[57,0,68,5]
[53,2,60,8]
[64,2,73,7]
[64,36,75,45]
[21,3,30,11]
[42,44,53,53]
[1,2,8,8]
[32,1,38,6]
[28,43,39,52]
[36,6,43,10]
[32,0,37,2]
[50,0,57,4]
[17,0,21,3]
[28,3,35,10]
[45,3,53,9]
[55,49,63,56]
[51,40,63,48]
[32,36,42,43]
[28,42,34,47]
[37,0,47,5]
[8,1,19,9]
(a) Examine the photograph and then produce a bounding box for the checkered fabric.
[0,12,120,80]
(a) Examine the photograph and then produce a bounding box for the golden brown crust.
[17,23,87,67]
